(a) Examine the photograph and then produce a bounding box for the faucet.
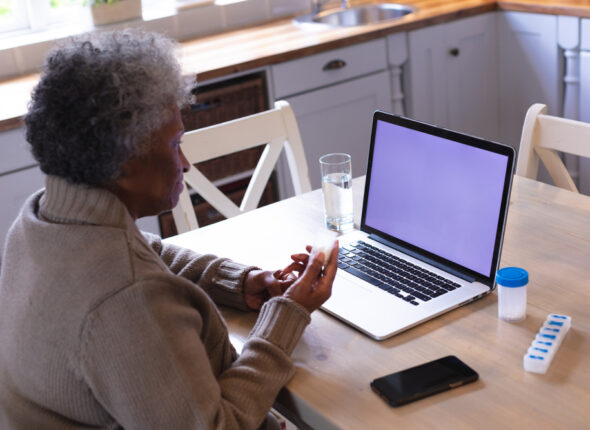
[312,0,350,15]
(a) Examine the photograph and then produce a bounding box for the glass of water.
[319,153,353,232]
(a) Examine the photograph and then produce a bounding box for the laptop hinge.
[368,234,476,283]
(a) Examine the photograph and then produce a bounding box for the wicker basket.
[159,73,273,237]
[181,74,268,182]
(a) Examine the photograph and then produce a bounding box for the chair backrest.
[172,100,311,233]
[516,103,590,192]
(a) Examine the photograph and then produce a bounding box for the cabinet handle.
[449,48,460,57]
[322,59,347,71]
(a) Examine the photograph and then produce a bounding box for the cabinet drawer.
[272,38,387,98]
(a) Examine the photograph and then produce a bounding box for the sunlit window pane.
[0,0,12,18]
[41,0,90,29]
[0,0,28,32]
[49,0,80,9]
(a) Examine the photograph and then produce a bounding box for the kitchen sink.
[294,3,416,27]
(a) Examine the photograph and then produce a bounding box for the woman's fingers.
[297,252,325,287]
[267,280,284,297]
[290,252,309,263]
[282,240,338,312]
[308,241,338,304]
[319,241,339,288]
[281,261,305,275]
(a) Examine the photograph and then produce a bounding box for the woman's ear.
[104,157,141,198]
[103,157,145,220]
[117,156,140,179]
[113,156,143,187]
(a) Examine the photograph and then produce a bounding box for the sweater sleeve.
[78,275,310,430]
[142,231,256,310]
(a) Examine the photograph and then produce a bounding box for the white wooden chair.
[516,103,590,192]
[172,100,311,233]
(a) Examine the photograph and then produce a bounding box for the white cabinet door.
[282,70,393,192]
[406,22,448,127]
[445,13,498,141]
[0,167,45,251]
[407,13,498,141]
[498,12,560,152]
[0,127,36,175]
[578,20,590,194]
[0,127,46,251]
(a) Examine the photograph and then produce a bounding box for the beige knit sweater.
[0,175,311,429]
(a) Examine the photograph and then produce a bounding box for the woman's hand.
[243,241,339,312]
[243,269,294,311]
[284,241,339,313]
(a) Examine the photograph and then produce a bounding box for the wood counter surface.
[2,0,590,131]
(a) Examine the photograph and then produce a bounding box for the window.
[0,0,29,33]
[0,0,231,38]
[0,0,89,35]
[27,0,88,31]
[143,0,174,21]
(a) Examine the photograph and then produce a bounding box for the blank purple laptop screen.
[364,120,509,277]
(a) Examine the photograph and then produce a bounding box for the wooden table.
[166,175,590,430]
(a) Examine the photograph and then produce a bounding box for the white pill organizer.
[523,314,571,374]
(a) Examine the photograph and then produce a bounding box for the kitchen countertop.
[2,0,590,131]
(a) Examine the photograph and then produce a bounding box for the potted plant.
[90,0,142,26]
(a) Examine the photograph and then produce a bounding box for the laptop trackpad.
[321,273,427,339]
[323,275,374,310]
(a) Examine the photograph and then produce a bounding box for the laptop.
[321,111,515,340]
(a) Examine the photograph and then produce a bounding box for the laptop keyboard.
[337,241,461,306]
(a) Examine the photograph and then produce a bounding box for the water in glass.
[322,172,353,231]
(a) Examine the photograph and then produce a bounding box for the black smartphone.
[370,355,478,407]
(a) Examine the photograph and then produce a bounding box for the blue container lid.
[496,267,528,288]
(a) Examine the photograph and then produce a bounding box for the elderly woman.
[0,30,338,429]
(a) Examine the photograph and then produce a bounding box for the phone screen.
[370,355,478,406]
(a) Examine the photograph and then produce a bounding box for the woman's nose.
[179,147,190,173]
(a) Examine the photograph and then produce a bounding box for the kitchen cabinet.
[557,15,581,190]
[271,39,393,193]
[0,168,45,251]
[0,127,45,250]
[406,13,499,142]
[498,12,560,152]
[386,32,408,116]
[576,18,590,194]
[284,71,393,190]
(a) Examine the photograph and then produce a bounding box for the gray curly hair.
[25,29,189,186]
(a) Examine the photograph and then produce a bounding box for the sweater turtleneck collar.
[39,175,133,229]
